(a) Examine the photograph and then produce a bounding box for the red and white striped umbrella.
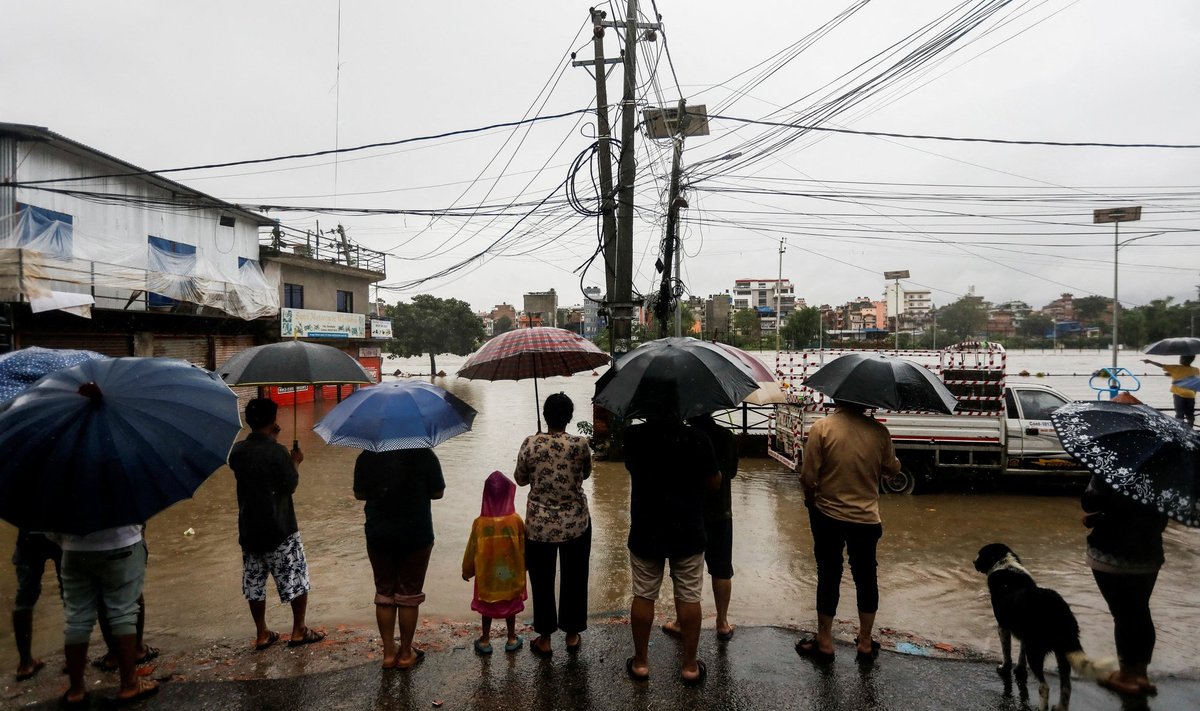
[458,327,609,381]
[458,327,610,431]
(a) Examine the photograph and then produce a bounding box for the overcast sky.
[5,0,1198,313]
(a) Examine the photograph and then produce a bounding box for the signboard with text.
[370,319,393,339]
[280,308,365,339]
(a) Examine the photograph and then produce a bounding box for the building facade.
[581,287,602,339]
[523,289,558,327]
[732,278,795,317]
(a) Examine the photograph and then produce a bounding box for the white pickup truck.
[768,343,1085,493]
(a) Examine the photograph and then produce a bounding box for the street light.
[883,270,909,350]
[1093,207,1141,368]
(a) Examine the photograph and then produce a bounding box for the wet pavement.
[17,624,1198,710]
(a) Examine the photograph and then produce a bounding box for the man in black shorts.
[662,413,739,642]
[10,530,61,681]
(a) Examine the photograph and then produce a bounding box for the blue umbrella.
[0,357,242,535]
[313,381,477,452]
[0,346,106,403]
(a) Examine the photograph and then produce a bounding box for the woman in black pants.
[514,394,593,656]
[1082,474,1167,696]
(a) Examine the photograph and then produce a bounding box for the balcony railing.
[260,229,387,276]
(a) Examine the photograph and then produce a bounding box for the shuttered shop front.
[17,333,133,356]
[153,336,210,368]
[215,335,258,411]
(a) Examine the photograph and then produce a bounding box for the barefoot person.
[10,530,61,682]
[663,413,739,642]
[229,398,324,651]
[624,414,719,685]
[796,400,900,664]
[354,446,445,670]
[1083,472,1168,696]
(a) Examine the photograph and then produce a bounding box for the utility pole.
[656,98,686,339]
[775,238,785,352]
[613,0,643,354]
[572,8,622,355]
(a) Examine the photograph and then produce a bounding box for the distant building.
[731,278,795,317]
[1042,293,1075,322]
[703,294,732,341]
[523,289,558,327]
[582,287,602,338]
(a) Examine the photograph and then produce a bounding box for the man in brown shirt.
[795,401,900,664]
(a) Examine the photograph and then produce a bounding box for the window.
[1015,390,1067,421]
[336,289,353,313]
[283,283,304,308]
[147,235,197,307]
[13,203,73,259]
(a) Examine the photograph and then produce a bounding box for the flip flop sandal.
[114,679,159,706]
[565,635,582,652]
[681,659,708,687]
[135,646,161,664]
[59,691,89,709]
[795,637,835,663]
[660,624,683,640]
[91,655,120,672]
[530,637,553,658]
[397,648,426,670]
[254,632,281,651]
[716,626,736,642]
[625,656,649,682]
[16,659,46,681]
[474,639,494,655]
[504,636,524,653]
[854,638,881,662]
[287,628,326,648]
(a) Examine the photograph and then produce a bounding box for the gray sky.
[5,0,1198,313]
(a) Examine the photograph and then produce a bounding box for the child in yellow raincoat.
[462,471,527,654]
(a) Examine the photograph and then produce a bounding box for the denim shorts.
[61,540,147,645]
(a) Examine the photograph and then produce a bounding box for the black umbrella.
[802,353,957,414]
[217,340,373,450]
[1051,400,1200,527]
[1143,337,1200,356]
[593,337,759,420]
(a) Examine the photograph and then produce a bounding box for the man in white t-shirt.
[50,525,158,706]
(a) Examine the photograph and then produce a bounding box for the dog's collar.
[987,554,1030,577]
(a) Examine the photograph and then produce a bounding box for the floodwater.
[1,348,1197,675]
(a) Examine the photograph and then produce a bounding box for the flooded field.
[1,348,1196,675]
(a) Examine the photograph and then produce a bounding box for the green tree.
[494,314,513,335]
[938,297,987,342]
[1021,313,1053,339]
[780,306,821,349]
[732,307,761,342]
[1073,295,1109,325]
[385,294,484,374]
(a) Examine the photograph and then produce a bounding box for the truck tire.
[881,458,927,495]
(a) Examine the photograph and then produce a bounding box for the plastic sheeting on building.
[0,211,278,320]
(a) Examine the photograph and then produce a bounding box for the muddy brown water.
[1,349,1196,675]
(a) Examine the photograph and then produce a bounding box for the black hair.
[245,398,279,430]
[1182,355,1195,366]
[833,399,867,414]
[543,392,574,429]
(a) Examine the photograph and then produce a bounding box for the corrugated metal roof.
[0,122,276,227]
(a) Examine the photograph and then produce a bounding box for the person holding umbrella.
[1141,355,1197,426]
[514,393,593,656]
[795,400,901,664]
[229,398,325,651]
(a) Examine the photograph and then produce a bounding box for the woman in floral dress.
[514,393,592,656]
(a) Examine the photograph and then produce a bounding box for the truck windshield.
[1016,390,1067,420]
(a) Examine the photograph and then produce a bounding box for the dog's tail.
[1067,650,1116,680]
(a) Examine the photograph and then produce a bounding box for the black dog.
[973,543,1110,711]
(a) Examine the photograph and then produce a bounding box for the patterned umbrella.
[0,347,107,403]
[1051,399,1200,527]
[458,327,610,430]
[710,342,786,405]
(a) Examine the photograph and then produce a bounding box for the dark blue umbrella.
[1051,400,1200,527]
[0,357,242,535]
[0,346,106,403]
[313,381,476,452]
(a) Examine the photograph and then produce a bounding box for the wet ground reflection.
[1,352,1197,677]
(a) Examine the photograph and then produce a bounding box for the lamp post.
[883,270,909,351]
[1093,207,1141,368]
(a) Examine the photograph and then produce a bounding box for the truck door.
[1007,387,1074,471]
